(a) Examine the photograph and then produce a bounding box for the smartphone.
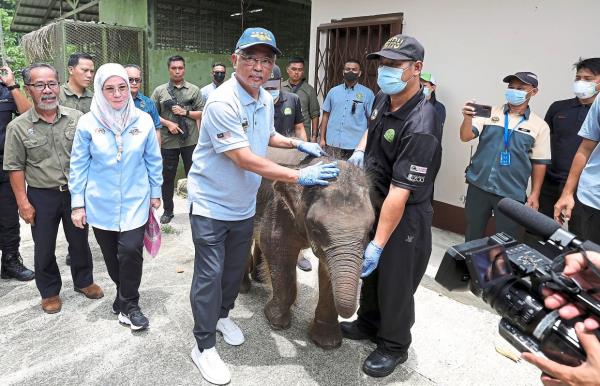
[467,103,492,118]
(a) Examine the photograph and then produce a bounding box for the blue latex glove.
[347,150,364,168]
[297,141,326,157]
[298,161,339,186]
[361,241,383,278]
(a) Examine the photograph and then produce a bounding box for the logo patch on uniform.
[410,164,428,174]
[491,116,500,123]
[384,129,395,143]
[405,235,414,243]
[284,107,292,115]
[129,128,141,135]
[241,118,249,133]
[94,127,105,134]
[371,109,378,120]
[355,92,364,102]
[27,127,34,135]
[407,173,425,183]
[518,127,531,133]
[216,132,232,141]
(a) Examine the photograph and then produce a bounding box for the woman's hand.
[71,208,87,229]
[151,198,161,209]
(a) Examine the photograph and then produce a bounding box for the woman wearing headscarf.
[69,63,163,331]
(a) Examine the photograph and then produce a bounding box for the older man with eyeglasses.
[187,27,338,385]
[125,64,162,144]
[3,63,103,314]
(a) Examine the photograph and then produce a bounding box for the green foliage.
[1,0,27,78]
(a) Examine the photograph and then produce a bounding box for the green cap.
[420,72,436,85]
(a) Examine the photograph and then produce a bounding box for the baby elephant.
[248,148,374,349]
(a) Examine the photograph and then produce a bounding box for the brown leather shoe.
[41,295,62,314]
[75,283,104,299]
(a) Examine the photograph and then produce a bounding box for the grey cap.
[367,35,425,61]
[502,72,538,88]
[269,65,282,80]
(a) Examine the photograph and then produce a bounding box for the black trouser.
[356,202,433,353]
[161,145,195,213]
[579,201,600,245]
[93,226,145,314]
[189,213,254,349]
[0,179,20,255]
[464,183,520,241]
[27,187,93,298]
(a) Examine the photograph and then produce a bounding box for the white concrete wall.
[309,0,600,208]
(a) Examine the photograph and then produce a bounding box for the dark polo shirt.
[544,97,591,183]
[365,89,442,209]
[273,90,303,137]
[0,85,17,183]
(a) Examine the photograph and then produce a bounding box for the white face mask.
[573,80,599,99]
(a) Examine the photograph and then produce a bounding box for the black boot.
[1,252,35,281]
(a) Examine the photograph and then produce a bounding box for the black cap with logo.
[502,72,539,88]
[367,35,425,61]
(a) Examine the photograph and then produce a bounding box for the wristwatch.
[7,84,20,91]
[185,110,190,117]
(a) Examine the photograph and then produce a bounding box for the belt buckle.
[59,184,68,192]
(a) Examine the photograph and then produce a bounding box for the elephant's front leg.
[263,240,301,330]
[309,260,343,349]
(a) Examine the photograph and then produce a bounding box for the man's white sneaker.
[216,317,245,346]
[190,345,231,385]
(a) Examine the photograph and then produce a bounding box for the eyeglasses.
[27,81,60,91]
[128,77,142,84]
[103,85,128,95]
[238,53,275,68]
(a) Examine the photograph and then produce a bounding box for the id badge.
[500,151,511,166]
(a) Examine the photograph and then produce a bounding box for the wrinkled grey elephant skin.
[244,147,375,349]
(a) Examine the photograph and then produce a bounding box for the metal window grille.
[314,14,403,99]
[21,20,146,86]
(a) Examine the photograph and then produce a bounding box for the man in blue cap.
[187,27,338,385]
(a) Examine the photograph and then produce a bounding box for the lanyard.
[503,113,526,151]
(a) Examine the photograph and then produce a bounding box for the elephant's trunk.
[325,250,362,318]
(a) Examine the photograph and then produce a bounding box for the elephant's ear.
[273,181,302,217]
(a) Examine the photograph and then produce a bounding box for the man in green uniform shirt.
[3,63,103,314]
[58,52,94,114]
[151,55,204,224]
[282,57,320,141]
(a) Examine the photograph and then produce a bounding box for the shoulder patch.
[371,108,378,120]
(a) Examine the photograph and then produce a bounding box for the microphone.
[497,198,600,253]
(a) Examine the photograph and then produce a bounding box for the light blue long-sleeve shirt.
[69,112,163,232]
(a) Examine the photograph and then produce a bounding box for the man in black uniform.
[0,65,34,281]
[344,35,443,378]
[540,58,600,231]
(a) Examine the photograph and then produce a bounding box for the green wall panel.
[99,0,148,28]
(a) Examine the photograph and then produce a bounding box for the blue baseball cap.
[235,27,282,55]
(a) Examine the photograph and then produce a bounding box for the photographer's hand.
[522,322,600,386]
[544,252,600,330]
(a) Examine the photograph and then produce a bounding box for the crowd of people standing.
[0,24,599,386]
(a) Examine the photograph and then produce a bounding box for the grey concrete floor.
[0,196,542,385]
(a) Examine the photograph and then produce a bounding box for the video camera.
[435,198,600,366]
